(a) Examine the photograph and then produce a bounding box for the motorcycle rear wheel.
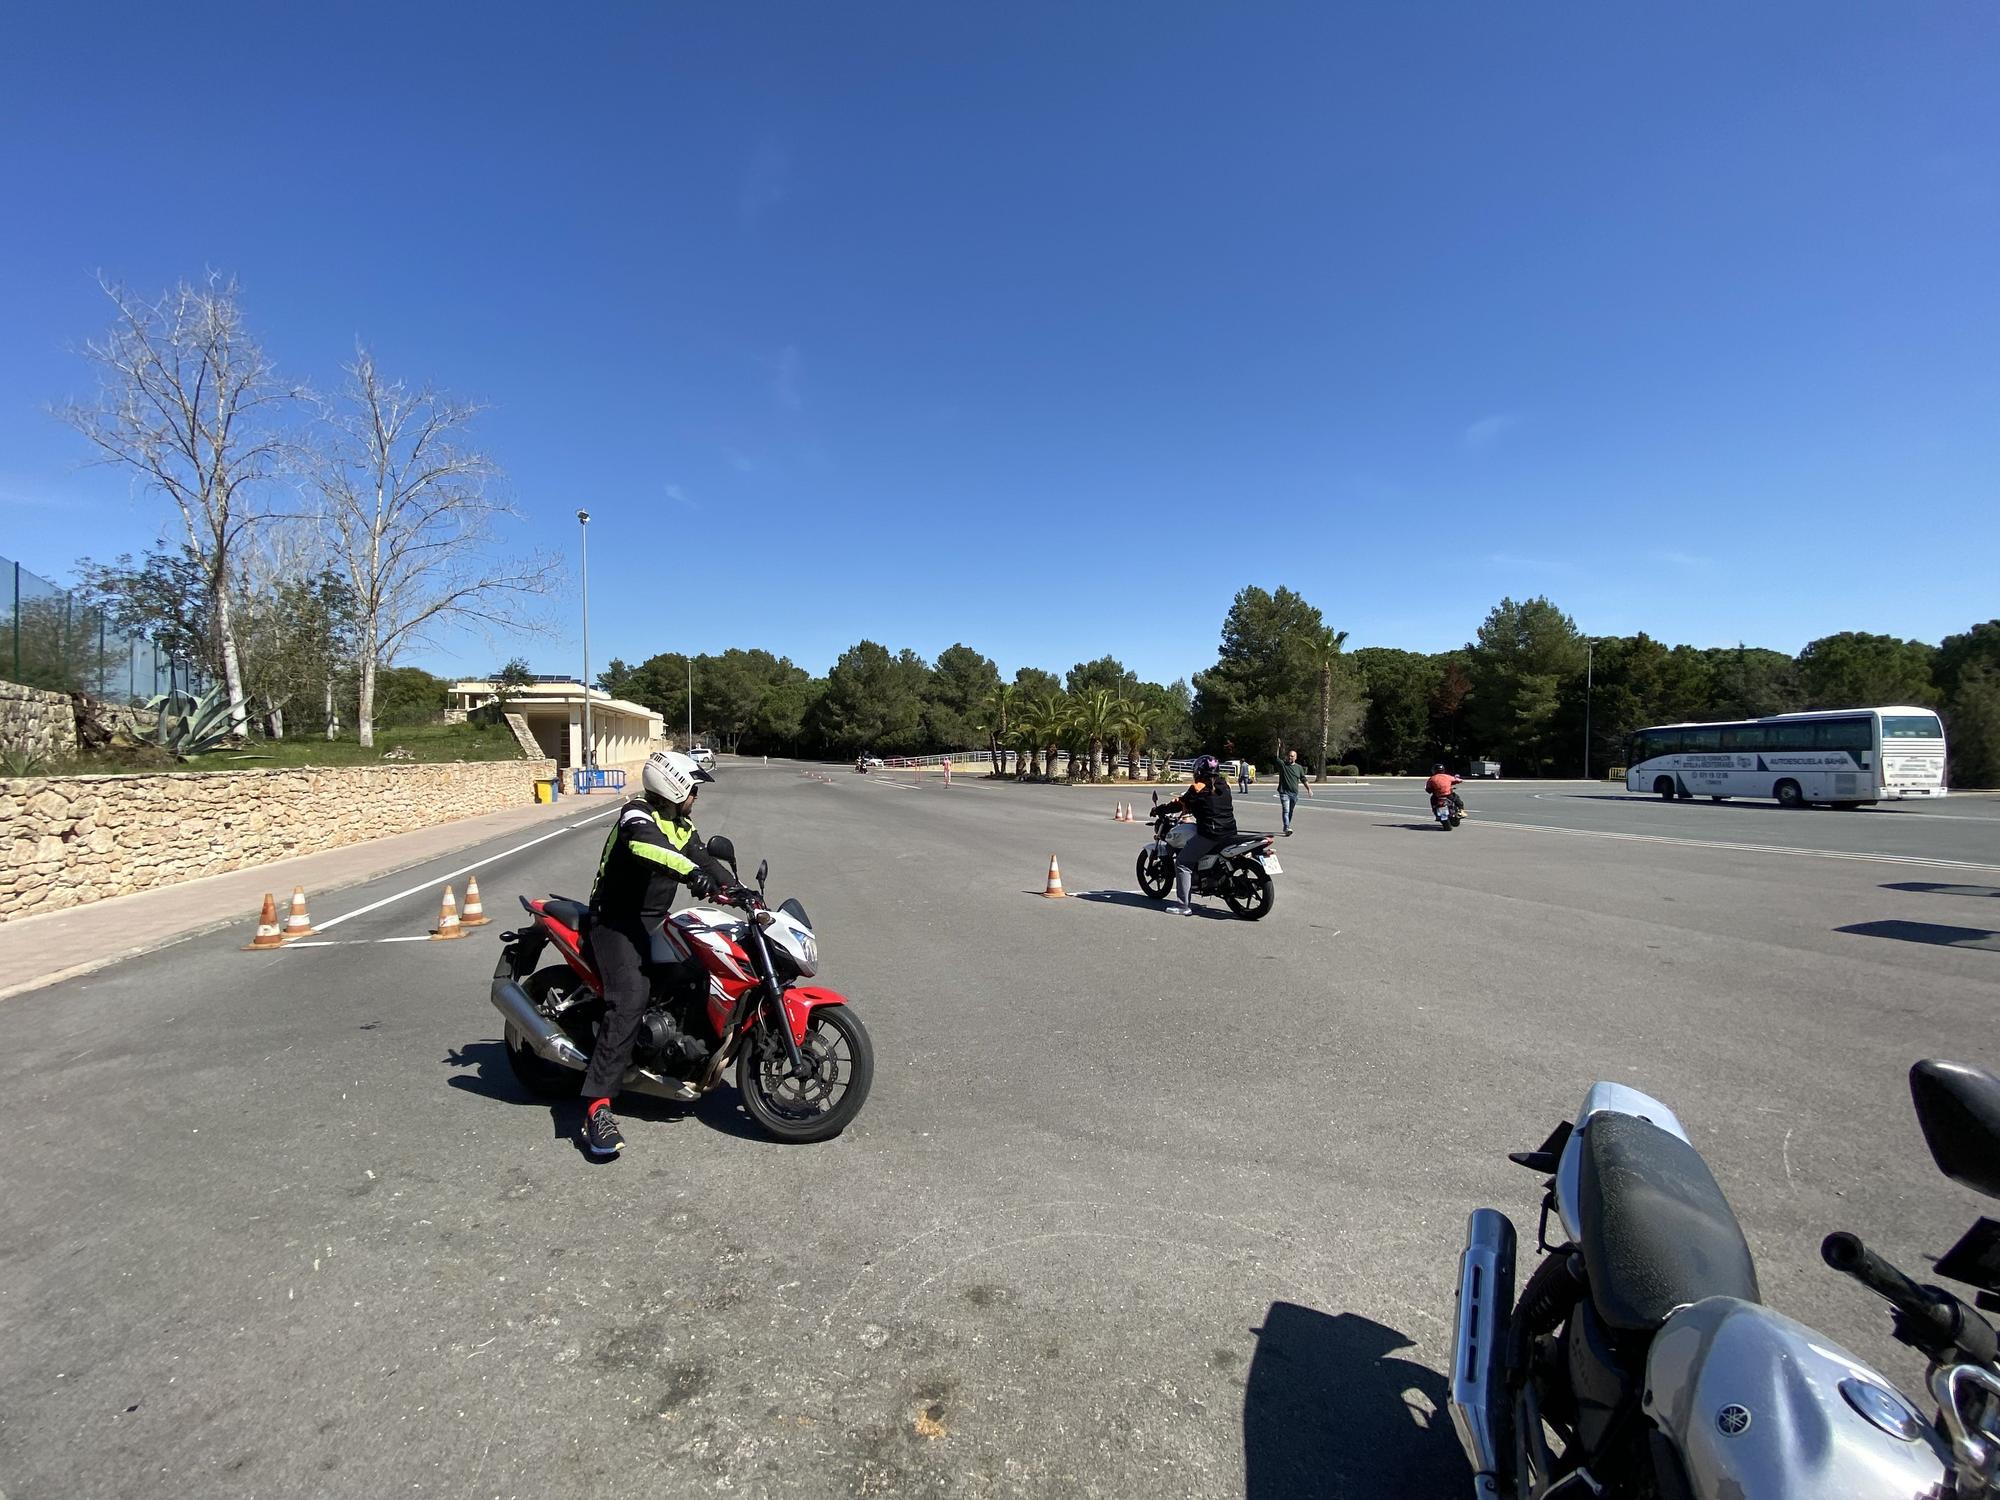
[739,1004,875,1143]
[1135,848,1174,899]
[504,967,584,1099]
[1221,861,1276,920]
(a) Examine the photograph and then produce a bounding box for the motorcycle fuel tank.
[1643,1296,1948,1499]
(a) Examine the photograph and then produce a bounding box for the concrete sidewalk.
[0,793,623,1002]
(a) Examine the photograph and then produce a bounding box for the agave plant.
[0,748,51,777]
[145,684,238,759]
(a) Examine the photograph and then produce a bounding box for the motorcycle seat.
[540,895,592,933]
[1576,1113,1760,1331]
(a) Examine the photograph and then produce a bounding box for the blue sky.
[2,2,1995,687]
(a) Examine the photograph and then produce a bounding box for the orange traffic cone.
[430,885,468,940]
[243,892,286,950]
[1042,855,1068,898]
[460,876,489,927]
[282,886,316,939]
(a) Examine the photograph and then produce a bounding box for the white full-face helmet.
[642,749,714,807]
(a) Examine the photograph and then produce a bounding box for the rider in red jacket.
[1426,765,1464,811]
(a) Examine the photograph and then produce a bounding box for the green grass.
[179,720,529,771]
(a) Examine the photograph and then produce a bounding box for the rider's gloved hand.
[684,868,717,901]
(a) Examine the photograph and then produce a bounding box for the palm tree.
[1070,689,1122,784]
[1116,698,1155,782]
[980,682,1017,776]
[1022,693,1071,782]
[1304,627,1351,777]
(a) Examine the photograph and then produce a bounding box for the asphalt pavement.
[3,762,1997,1498]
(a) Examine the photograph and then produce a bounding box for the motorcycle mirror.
[1911,1060,2000,1199]
[755,858,769,894]
[705,835,738,870]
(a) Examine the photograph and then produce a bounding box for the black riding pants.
[580,921,652,1100]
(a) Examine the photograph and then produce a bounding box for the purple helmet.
[1193,754,1222,781]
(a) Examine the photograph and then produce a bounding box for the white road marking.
[313,809,618,932]
[282,934,460,948]
[1528,790,1997,823]
[1304,798,2000,874]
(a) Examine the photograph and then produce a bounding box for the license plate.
[1260,855,1283,874]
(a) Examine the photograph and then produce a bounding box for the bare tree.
[60,275,298,738]
[232,523,355,740]
[306,348,554,747]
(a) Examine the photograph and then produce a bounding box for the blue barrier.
[573,768,627,794]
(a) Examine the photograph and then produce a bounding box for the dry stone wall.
[0,682,78,762]
[0,758,555,921]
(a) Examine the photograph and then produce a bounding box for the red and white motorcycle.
[487,838,873,1142]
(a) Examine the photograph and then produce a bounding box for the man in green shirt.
[1276,748,1313,836]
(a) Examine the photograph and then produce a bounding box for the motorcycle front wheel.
[1221,860,1276,920]
[1136,848,1174,899]
[739,1004,875,1143]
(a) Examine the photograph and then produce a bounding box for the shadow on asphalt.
[1883,881,2000,899]
[1242,1302,1463,1498]
[443,1039,769,1147]
[1389,823,1453,833]
[1070,889,1235,918]
[1837,920,2000,953]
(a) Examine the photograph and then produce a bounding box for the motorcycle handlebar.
[1823,1232,2000,1366]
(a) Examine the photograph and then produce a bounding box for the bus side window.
[1684,729,1720,753]
[1817,719,1870,752]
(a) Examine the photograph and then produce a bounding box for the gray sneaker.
[1164,903,1194,917]
[584,1105,625,1158]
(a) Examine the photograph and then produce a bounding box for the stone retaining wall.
[0,758,556,921]
[0,682,78,762]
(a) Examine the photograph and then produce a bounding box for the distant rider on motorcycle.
[1425,764,1465,816]
[1155,753,1238,916]
[579,749,741,1159]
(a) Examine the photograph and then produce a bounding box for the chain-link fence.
[1,553,207,705]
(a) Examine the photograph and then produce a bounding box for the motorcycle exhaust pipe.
[1449,1207,1517,1499]
[490,973,591,1070]
[490,972,702,1101]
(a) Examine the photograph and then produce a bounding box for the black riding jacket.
[589,797,735,928]
[1161,777,1238,839]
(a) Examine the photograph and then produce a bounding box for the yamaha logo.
[1716,1404,1752,1436]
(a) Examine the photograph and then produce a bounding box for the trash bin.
[533,777,557,805]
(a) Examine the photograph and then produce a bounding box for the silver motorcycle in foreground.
[1450,1060,2000,1498]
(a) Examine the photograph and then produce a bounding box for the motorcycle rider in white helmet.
[578,748,740,1159]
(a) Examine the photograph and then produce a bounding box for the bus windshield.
[1883,714,1944,739]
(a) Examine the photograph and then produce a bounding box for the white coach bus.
[1624,706,1947,808]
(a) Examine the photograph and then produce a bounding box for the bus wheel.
[1654,776,1675,800]
[1775,780,1804,809]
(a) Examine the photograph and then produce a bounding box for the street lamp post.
[1583,638,1595,781]
[577,510,593,780]
[686,657,693,749]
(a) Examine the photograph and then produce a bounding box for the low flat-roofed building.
[449,677,665,783]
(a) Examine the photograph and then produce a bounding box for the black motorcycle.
[1134,808,1280,919]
